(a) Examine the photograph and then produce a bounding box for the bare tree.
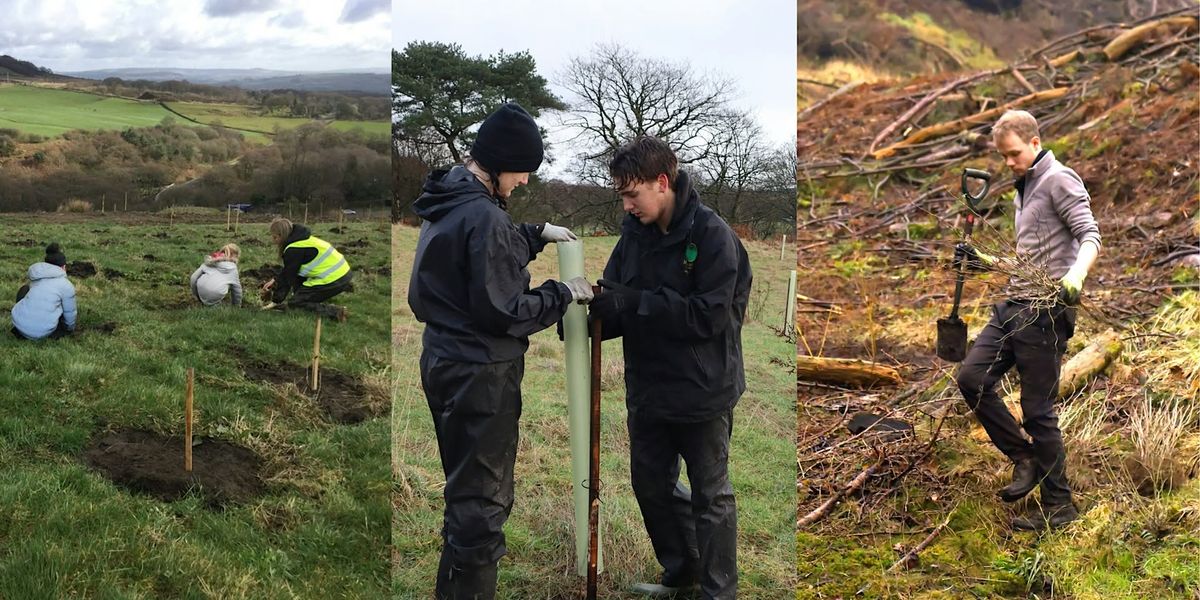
[557,43,742,185]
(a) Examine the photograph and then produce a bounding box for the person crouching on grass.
[11,243,76,340]
[260,218,351,321]
[954,109,1101,531]
[190,243,244,307]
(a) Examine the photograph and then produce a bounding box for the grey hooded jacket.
[190,257,243,306]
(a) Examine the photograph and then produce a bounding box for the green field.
[0,84,388,140]
[393,225,798,598]
[0,216,391,597]
[169,101,389,138]
[0,85,175,137]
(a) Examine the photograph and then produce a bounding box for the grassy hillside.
[393,226,798,598]
[169,101,390,138]
[0,84,388,140]
[0,215,391,597]
[0,85,176,137]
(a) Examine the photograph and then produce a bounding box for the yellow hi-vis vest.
[287,236,350,287]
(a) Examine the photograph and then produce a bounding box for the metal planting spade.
[936,168,991,362]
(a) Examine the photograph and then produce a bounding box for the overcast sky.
[2,0,390,72]
[393,0,796,178]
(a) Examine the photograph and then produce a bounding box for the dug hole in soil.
[83,429,264,508]
[243,362,382,424]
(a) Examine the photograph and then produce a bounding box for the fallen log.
[1103,15,1199,61]
[873,87,1070,159]
[799,81,863,124]
[1048,49,1081,68]
[970,329,1123,442]
[797,355,903,388]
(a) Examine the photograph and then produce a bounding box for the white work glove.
[562,276,594,304]
[540,223,577,243]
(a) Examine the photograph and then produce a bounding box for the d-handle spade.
[937,168,992,362]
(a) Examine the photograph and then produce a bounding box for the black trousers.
[421,350,524,600]
[11,284,70,340]
[956,300,1075,505]
[287,272,352,318]
[628,406,737,600]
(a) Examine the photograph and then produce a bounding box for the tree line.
[0,119,389,212]
[391,42,795,238]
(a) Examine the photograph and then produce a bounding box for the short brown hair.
[992,110,1040,143]
[609,136,678,190]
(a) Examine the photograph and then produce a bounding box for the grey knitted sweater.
[1007,150,1101,299]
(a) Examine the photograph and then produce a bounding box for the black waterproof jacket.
[409,165,572,363]
[600,171,752,422]
[271,223,350,302]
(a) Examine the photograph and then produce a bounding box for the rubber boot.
[997,457,1038,503]
[436,559,498,600]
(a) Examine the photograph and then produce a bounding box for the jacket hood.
[285,223,312,245]
[621,170,701,244]
[412,165,494,222]
[203,257,239,273]
[28,262,67,281]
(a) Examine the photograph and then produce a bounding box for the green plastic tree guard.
[557,240,602,576]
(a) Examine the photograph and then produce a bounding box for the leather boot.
[997,457,1038,503]
[1012,502,1079,531]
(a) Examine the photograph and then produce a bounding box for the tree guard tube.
[557,240,602,576]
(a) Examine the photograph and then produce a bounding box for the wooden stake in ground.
[310,316,322,392]
[304,202,309,225]
[338,209,344,231]
[586,304,602,600]
[226,205,232,231]
[780,234,787,261]
[101,194,105,214]
[185,367,194,472]
[234,208,240,235]
[124,191,128,211]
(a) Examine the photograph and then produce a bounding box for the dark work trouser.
[421,350,524,600]
[956,300,1076,506]
[287,272,352,318]
[11,284,70,340]
[628,407,737,600]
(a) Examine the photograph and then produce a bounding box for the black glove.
[953,243,989,273]
[589,279,640,322]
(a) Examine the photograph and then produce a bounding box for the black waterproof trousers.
[422,350,523,600]
[957,300,1075,505]
[628,406,737,599]
[287,272,352,319]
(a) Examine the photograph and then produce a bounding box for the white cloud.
[6,0,389,72]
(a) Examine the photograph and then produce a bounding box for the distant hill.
[63,67,388,95]
[0,54,80,82]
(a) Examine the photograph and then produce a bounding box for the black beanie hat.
[45,243,66,267]
[470,102,544,173]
